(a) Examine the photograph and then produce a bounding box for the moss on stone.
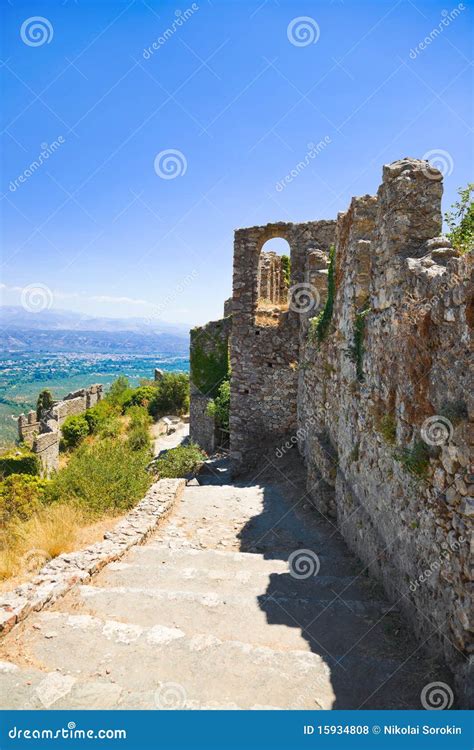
[190,329,230,398]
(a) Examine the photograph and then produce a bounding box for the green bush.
[207,380,230,432]
[123,385,158,410]
[61,415,89,449]
[349,305,370,382]
[49,439,151,516]
[190,329,229,397]
[149,373,189,419]
[445,183,474,255]
[0,449,39,478]
[84,400,118,434]
[0,474,50,524]
[106,376,133,409]
[153,443,205,479]
[126,406,151,452]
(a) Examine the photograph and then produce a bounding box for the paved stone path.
[0,451,449,710]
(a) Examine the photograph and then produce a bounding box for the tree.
[36,389,54,420]
[445,183,474,255]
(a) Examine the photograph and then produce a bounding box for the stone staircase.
[0,455,450,710]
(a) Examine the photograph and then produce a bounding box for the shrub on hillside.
[123,385,157,410]
[149,373,189,419]
[84,400,118,434]
[61,414,89,449]
[0,474,50,525]
[0,449,39,478]
[126,406,152,452]
[49,439,151,516]
[106,375,133,410]
[153,443,205,479]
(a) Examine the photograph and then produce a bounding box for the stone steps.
[24,611,430,710]
[73,582,406,661]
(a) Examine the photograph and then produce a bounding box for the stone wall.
[230,220,336,468]
[296,159,472,705]
[189,317,232,453]
[18,385,103,476]
[194,156,472,705]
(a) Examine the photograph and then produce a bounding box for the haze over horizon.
[1,0,472,327]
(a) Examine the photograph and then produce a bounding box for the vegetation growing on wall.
[207,379,230,433]
[190,329,229,397]
[394,440,430,479]
[308,244,336,345]
[349,304,371,381]
[445,183,474,255]
[280,254,291,286]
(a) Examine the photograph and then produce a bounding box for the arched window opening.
[256,238,291,326]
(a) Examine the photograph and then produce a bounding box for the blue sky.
[1,0,472,327]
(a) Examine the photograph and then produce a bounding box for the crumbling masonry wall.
[296,159,472,706]
[18,384,103,476]
[230,221,336,468]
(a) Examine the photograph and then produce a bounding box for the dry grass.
[0,503,124,589]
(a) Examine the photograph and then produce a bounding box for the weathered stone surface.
[0,479,185,635]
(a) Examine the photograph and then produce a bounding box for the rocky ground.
[0,446,450,710]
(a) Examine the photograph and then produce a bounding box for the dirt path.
[0,451,448,709]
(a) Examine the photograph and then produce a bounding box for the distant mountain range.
[0,307,189,354]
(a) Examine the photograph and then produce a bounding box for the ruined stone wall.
[17,384,103,476]
[189,317,232,453]
[229,221,336,469]
[296,159,472,705]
